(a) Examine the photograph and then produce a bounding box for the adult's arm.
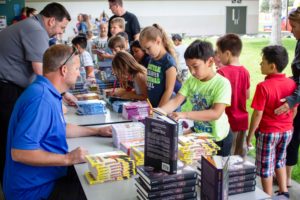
[133,33,140,41]
[32,62,43,75]
[11,147,87,166]
[66,124,112,138]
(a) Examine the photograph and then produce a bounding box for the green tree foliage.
[261,0,270,12]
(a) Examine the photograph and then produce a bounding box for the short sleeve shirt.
[0,15,49,88]
[251,74,297,132]
[217,65,250,131]
[108,11,140,42]
[80,50,94,68]
[180,74,232,141]
[147,53,176,107]
[3,75,68,200]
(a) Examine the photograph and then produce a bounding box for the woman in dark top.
[275,7,300,188]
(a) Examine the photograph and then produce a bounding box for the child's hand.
[246,136,253,149]
[169,112,184,121]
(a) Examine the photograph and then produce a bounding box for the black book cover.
[136,165,197,186]
[136,177,197,191]
[229,180,256,190]
[135,178,196,198]
[229,172,256,184]
[145,116,178,173]
[198,156,256,177]
[201,156,229,200]
[137,189,197,200]
[228,185,255,195]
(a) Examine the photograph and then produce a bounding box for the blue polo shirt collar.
[36,75,62,99]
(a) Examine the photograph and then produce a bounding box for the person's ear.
[155,36,161,45]
[207,57,214,67]
[60,64,68,77]
[270,63,277,72]
[48,17,56,27]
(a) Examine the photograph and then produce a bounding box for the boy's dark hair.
[26,7,36,17]
[262,45,288,72]
[108,35,126,49]
[172,34,182,42]
[72,36,87,49]
[216,33,242,56]
[184,40,214,62]
[40,2,71,22]
[108,0,123,7]
[116,31,129,41]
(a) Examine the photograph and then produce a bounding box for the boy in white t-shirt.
[172,34,189,82]
[72,36,96,81]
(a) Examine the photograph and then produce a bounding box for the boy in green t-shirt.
[160,40,233,156]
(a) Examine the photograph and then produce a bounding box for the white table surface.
[64,106,130,126]
[67,135,270,200]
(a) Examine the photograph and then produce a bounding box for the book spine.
[229,173,256,184]
[151,191,197,200]
[228,186,255,195]
[148,186,195,198]
[229,180,256,190]
[229,168,256,177]
[150,178,198,191]
[150,173,197,185]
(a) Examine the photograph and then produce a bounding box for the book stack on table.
[122,101,150,120]
[84,151,136,185]
[112,122,145,149]
[198,155,256,196]
[120,139,144,156]
[76,100,107,115]
[130,145,145,166]
[178,134,220,164]
[135,165,198,200]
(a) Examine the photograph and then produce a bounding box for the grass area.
[184,37,300,183]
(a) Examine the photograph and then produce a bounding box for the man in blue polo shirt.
[3,44,111,200]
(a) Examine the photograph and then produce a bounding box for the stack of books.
[76,100,107,115]
[120,139,144,155]
[112,122,145,148]
[130,145,145,166]
[122,101,150,120]
[109,101,129,113]
[198,155,256,196]
[178,134,220,164]
[135,164,198,200]
[84,151,136,185]
[227,156,256,195]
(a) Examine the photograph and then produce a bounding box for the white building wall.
[26,0,259,39]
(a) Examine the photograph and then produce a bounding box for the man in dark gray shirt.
[0,2,71,185]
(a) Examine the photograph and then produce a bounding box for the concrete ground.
[247,157,300,200]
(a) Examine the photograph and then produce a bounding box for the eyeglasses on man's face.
[60,46,79,68]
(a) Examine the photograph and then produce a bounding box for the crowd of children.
[50,7,300,198]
